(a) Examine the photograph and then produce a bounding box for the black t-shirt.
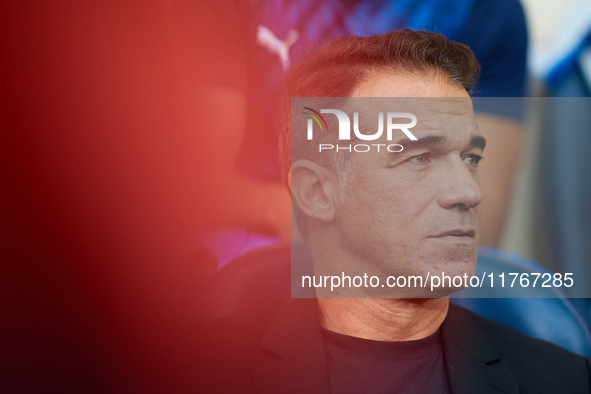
[322,327,450,394]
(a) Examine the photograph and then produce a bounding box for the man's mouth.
[431,229,476,239]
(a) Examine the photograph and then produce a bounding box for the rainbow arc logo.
[302,107,328,131]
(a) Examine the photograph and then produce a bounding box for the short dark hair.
[278,29,480,183]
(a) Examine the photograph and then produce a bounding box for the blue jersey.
[197,0,528,181]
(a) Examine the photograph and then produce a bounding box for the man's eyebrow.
[394,135,487,152]
[470,135,487,151]
[394,135,446,151]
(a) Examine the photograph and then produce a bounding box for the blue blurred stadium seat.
[451,247,591,356]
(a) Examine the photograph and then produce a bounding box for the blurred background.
[500,0,591,288]
[1,0,590,392]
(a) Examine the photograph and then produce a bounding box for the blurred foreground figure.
[2,2,218,392]
[196,30,590,394]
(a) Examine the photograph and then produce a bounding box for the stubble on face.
[325,72,483,298]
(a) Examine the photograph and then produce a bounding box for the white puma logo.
[256,25,299,72]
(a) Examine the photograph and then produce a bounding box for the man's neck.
[317,297,449,342]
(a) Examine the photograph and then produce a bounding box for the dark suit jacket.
[196,299,591,393]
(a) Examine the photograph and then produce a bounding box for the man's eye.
[463,154,483,166]
[408,154,429,163]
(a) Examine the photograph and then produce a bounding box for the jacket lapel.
[252,300,520,394]
[443,304,519,394]
[252,298,331,394]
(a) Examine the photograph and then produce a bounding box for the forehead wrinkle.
[426,105,472,115]
[412,113,479,136]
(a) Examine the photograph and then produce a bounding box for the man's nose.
[437,159,483,210]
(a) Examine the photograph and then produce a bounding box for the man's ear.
[290,160,338,223]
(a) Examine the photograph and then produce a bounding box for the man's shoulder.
[453,303,585,360]
[200,300,591,364]
[448,304,591,392]
[195,301,591,393]
[195,301,285,393]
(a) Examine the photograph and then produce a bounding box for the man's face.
[333,73,483,296]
